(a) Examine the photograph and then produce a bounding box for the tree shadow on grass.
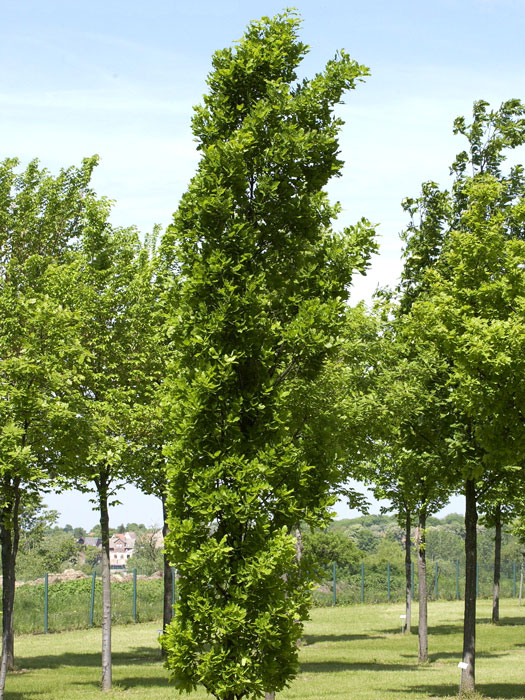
[478,683,525,699]
[399,649,511,663]
[5,674,175,700]
[378,616,524,638]
[71,675,172,692]
[15,646,161,670]
[393,682,525,698]
[303,633,383,644]
[377,623,461,636]
[496,616,525,627]
[300,660,417,674]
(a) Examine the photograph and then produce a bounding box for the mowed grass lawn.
[5,599,525,699]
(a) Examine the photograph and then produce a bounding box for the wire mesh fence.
[311,559,520,606]
[8,558,523,635]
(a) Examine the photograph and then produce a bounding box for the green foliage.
[303,530,361,577]
[403,100,525,483]
[0,156,104,512]
[360,539,404,576]
[6,500,81,579]
[161,11,375,699]
[80,545,102,574]
[16,531,80,580]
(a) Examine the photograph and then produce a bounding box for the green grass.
[5,599,525,699]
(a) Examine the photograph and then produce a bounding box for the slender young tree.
[68,224,160,691]
[362,313,454,655]
[161,12,375,699]
[0,157,104,699]
[122,227,178,636]
[478,477,524,624]
[404,99,525,694]
[511,516,525,605]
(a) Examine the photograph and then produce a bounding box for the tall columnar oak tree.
[404,100,525,694]
[161,13,375,699]
[0,158,103,699]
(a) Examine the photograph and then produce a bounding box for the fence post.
[411,561,414,601]
[361,562,365,603]
[172,567,176,606]
[456,560,460,600]
[387,562,391,602]
[332,562,337,607]
[133,568,137,623]
[90,570,96,627]
[513,561,517,598]
[434,562,439,600]
[44,573,49,634]
[476,562,479,598]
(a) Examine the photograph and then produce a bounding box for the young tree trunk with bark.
[0,480,21,700]
[0,528,15,700]
[98,474,112,691]
[162,494,173,634]
[417,512,428,663]
[520,552,525,606]
[294,525,303,565]
[491,504,502,624]
[404,511,412,634]
[460,478,478,695]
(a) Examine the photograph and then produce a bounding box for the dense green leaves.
[161,12,375,699]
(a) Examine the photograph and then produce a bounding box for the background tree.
[302,529,361,578]
[126,530,164,576]
[477,474,525,623]
[0,157,103,698]
[129,230,179,634]
[15,503,80,580]
[404,99,525,694]
[510,516,525,604]
[362,309,454,653]
[66,221,160,691]
[161,12,375,699]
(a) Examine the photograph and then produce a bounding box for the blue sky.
[2,0,523,528]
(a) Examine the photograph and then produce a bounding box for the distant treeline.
[304,512,522,577]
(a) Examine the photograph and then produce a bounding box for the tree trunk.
[0,480,21,700]
[0,526,15,700]
[404,511,412,634]
[294,525,303,565]
[99,476,112,691]
[265,694,276,700]
[460,478,477,695]
[520,552,525,606]
[491,504,501,624]
[162,494,173,636]
[417,512,428,663]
